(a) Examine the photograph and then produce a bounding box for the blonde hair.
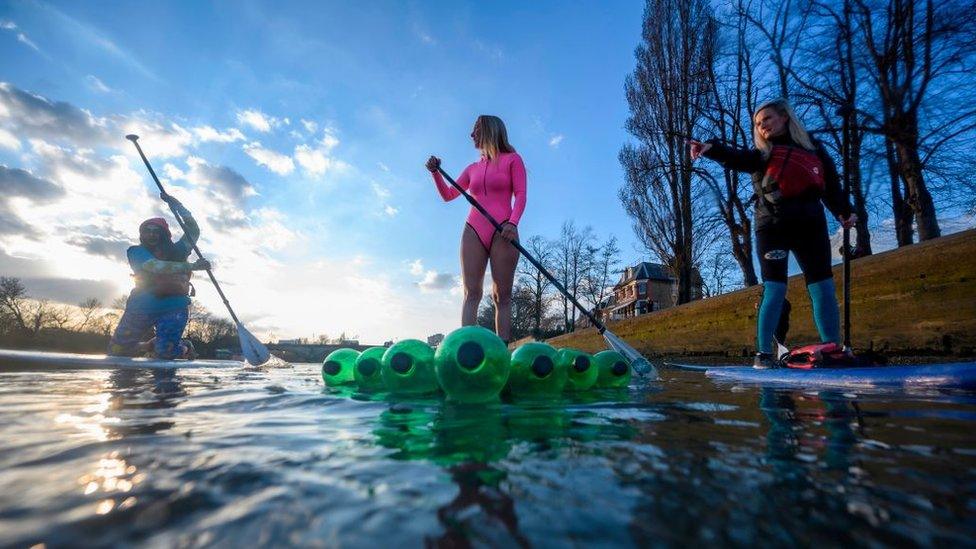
[476,115,516,160]
[753,99,815,157]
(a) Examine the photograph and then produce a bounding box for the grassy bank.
[547,229,976,361]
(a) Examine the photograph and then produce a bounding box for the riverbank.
[546,229,976,363]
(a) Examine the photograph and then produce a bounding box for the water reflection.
[369,392,640,545]
[760,388,863,473]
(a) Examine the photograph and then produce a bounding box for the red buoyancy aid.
[761,145,826,203]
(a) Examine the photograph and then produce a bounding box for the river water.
[0,363,973,547]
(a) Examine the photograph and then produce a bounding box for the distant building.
[427,333,444,347]
[595,262,702,322]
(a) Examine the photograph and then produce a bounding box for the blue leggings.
[108,308,190,359]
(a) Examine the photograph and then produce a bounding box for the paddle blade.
[603,330,658,379]
[236,322,271,365]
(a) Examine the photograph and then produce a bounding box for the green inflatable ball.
[354,346,387,392]
[593,350,632,388]
[507,342,566,397]
[434,326,510,403]
[556,348,598,391]
[322,348,360,386]
[381,339,439,395]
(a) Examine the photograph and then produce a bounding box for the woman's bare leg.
[489,232,520,341]
[460,225,489,326]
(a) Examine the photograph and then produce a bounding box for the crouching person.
[108,193,210,359]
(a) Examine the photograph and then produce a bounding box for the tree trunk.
[886,139,914,247]
[848,130,873,256]
[893,137,941,241]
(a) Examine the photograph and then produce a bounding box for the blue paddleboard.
[666,361,976,390]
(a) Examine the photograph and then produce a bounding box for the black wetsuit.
[703,134,852,284]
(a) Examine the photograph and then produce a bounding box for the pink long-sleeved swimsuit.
[431,152,527,250]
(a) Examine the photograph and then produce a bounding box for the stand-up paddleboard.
[665,361,976,391]
[0,348,244,371]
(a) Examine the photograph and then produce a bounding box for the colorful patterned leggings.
[108,308,190,359]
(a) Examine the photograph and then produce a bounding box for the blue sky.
[0,0,647,342]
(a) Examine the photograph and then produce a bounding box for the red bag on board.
[782,342,856,369]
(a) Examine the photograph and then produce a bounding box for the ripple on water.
[0,363,974,546]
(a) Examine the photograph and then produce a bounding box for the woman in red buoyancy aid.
[690,99,857,369]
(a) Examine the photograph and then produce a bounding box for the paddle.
[838,106,854,353]
[126,134,272,366]
[434,165,657,378]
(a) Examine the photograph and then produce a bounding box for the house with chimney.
[594,262,703,322]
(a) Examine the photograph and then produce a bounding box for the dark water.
[0,363,974,548]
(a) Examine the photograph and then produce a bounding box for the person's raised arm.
[427,156,470,202]
[162,193,200,254]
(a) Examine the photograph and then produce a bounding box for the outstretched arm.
[700,140,766,173]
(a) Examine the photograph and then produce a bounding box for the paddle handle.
[436,166,607,333]
[126,135,242,326]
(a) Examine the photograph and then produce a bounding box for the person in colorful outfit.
[108,193,210,359]
[689,98,856,369]
[425,115,527,342]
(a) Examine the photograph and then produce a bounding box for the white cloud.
[377,162,390,172]
[409,259,424,276]
[549,134,564,148]
[293,129,348,178]
[407,258,457,293]
[1,20,40,52]
[0,84,471,342]
[418,270,457,293]
[236,109,280,133]
[85,75,111,93]
[162,163,185,181]
[301,119,318,134]
[193,125,245,143]
[0,127,20,150]
[414,24,436,45]
[384,205,399,217]
[294,144,329,177]
[243,141,294,175]
[119,118,193,159]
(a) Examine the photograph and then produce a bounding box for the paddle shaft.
[839,107,853,350]
[127,136,243,326]
[436,166,607,333]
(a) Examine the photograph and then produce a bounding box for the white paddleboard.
[0,348,244,371]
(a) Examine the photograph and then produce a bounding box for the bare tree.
[849,0,976,241]
[621,0,718,305]
[75,298,103,333]
[700,250,740,297]
[554,221,594,332]
[581,235,622,313]
[738,0,817,99]
[477,284,549,341]
[700,4,760,285]
[516,235,555,338]
[0,277,51,337]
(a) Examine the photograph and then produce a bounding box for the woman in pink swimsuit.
[426,115,526,342]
